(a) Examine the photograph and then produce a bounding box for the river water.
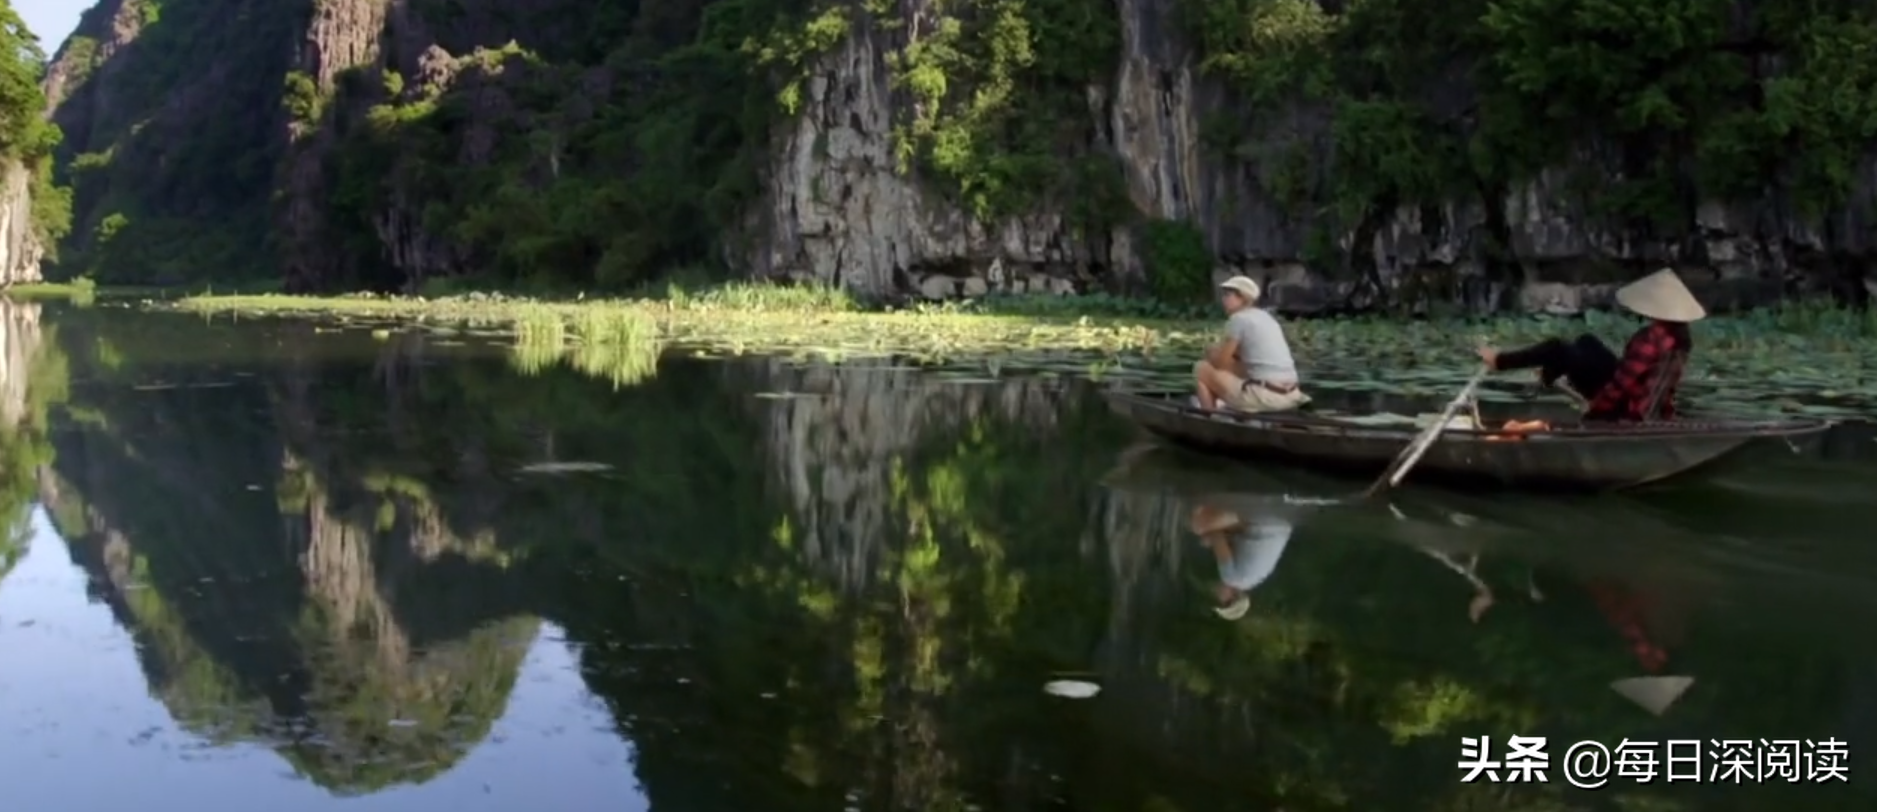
[0,302,1873,810]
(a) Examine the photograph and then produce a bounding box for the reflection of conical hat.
[1214,594,1251,620]
[1611,675,1695,716]
[1616,269,1706,322]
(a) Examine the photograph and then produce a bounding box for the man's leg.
[1192,360,1244,410]
[1232,383,1306,413]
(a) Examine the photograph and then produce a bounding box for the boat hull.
[1106,391,1832,491]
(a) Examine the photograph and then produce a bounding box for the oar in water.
[1529,377,1587,409]
[1362,365,1490,499]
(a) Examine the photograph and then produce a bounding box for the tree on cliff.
[0,1,68,259]
[0,3,52,159]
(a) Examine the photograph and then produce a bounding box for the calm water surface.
[1,301,1875,810]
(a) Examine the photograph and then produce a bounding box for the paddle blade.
[1610,676,1694,716]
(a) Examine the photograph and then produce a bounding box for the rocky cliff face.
[0,161,44,286]
[38,0,1877,310]
[42,0,298,283]
[746,0,1877,311]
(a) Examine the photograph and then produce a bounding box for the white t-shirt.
[1225,308,1298,383]
[1217,516,1294,591]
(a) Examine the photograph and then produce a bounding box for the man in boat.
[1477,268,1705,422]
[1193,276,1310,412]
[1190,500,1293,620]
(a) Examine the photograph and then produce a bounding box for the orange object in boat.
[1483,418,1551,441]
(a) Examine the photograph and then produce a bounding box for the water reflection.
[0,298,57,585]
[1099,442,1877,803]
[0,304,1870,810]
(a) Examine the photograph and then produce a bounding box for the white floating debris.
[517,462,614,474]
[1043,680,1101,699]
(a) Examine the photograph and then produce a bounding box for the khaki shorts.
[1219,371,1309,412]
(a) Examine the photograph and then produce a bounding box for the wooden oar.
[1549,379,1588,409]
[1363,366,1489,498]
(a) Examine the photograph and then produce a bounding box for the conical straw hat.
[1616,269,1706,322]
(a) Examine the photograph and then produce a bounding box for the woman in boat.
[1189,500,1293,620]
[1192,276,1310,412]
[1477,268,1706,422]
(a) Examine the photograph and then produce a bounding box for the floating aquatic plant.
[172,286,1877,419]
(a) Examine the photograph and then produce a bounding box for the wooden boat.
[1104,390,1833,491]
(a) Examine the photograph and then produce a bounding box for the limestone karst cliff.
[37,0,1877,311]
[0,160,46,285]
[0,1,64,286]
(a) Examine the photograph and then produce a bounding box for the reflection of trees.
[0,298,61,584]
[34,312,1877,809]
[41,316,540,795]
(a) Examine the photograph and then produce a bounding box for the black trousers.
[1494,334,1618,398]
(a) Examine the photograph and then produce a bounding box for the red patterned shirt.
[1586,323,1687,422]
[1587,581,1668,673]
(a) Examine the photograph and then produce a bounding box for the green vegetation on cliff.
[1188,0,1877,286]
[309,0,1123,293]
[45,0,295,283]
[35,0,1877,301]
[0,2,71,258]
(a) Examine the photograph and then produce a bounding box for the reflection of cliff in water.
[0,297,53,584]
[25,313,1877,810]
[39,350,539,795]
[736,358,1123,592]
[0,297,43,426]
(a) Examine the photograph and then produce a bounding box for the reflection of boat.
[1102,443,1703,715]
[1100,439,1348,500]
[1105,390,1832,491]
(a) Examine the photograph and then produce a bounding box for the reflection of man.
[1190,502,1293,620]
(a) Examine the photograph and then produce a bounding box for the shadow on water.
[0,302,1871,810]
